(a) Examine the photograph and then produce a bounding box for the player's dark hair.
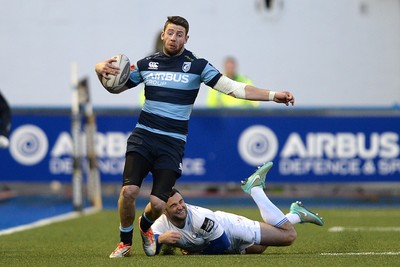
[164,16,189,35]
[169,187,181,198]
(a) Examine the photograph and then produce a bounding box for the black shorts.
[122,152,181,201]
[126,128,185,175]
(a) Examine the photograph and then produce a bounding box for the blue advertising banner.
[1,110,399,183]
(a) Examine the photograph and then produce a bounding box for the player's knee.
[120,185,140,201]
[285,227,297,245]
[278,222,297,246]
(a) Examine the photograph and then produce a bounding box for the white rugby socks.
[250,186,288,227]
[285,213,301,224]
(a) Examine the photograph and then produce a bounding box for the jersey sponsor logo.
[182,62,191,72]
[201,217,215,232]
[146,72,189,83]
[148,62,159,70]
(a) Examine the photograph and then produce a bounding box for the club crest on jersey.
[182,62,191,72]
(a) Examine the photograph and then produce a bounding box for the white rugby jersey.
[152,204,224,253]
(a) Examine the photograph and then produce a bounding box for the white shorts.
[214,210,261,254]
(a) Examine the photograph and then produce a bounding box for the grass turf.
[1,207,399,267]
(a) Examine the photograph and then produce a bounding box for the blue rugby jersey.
[126,49,222,142]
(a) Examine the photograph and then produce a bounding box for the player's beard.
[168,206,187,228]
[164,43,184,57]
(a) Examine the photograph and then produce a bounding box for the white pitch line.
[321,252,400,256]
[0,206,100,236]
[329,226,400,232]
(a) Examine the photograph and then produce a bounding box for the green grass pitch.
[1,207,399,267]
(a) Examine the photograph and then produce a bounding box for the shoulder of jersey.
[144,52,163,61]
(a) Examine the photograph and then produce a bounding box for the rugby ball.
[101,54,131,93]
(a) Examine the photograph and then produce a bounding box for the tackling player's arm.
[154,230,181,255]
[152,215,182,256]
[153,229,231,255]
[213,75,295,106]
[156,230,182,245]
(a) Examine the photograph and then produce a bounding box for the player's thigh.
[122,152,152,186]
[259,221,296,246]
[151,169,180,202]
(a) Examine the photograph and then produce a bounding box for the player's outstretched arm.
[213,76,294,106]
[244,85,295,106]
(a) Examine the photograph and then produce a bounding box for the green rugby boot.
[290,201,324,226]
[241,162,273,194]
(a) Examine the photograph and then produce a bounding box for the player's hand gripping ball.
[101,54,131,93]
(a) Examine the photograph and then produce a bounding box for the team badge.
[182,62,191,72]
[201,217,215,232]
